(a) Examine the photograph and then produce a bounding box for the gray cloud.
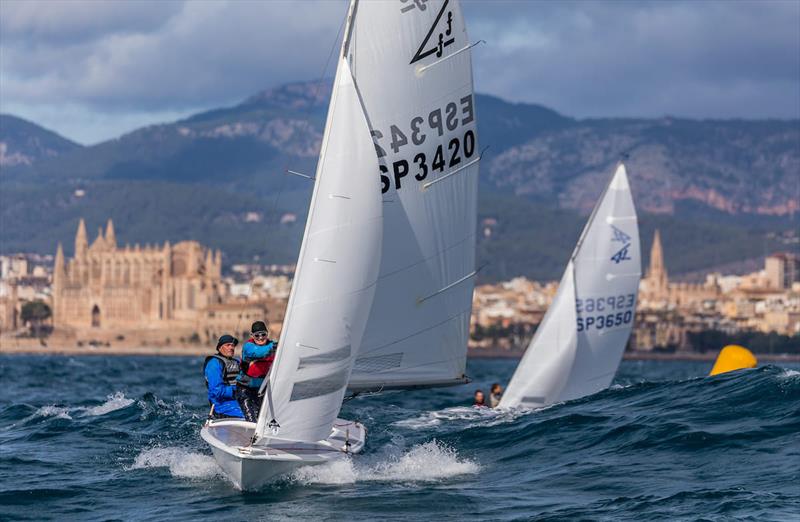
[1,0,797,144]
[464,0,799,118]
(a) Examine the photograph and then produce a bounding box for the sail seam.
[377,233,475,281]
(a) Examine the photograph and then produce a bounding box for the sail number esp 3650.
[576,293,636,332]
[373,95,476,193]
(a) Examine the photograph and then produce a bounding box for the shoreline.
[1,340,798,362]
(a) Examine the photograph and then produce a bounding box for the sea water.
[0,355,797,521]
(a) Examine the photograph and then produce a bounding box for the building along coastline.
[1,223,798,358]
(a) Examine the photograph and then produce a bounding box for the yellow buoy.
[709,345,757,376]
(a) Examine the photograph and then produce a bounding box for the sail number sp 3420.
[372,95,476,193]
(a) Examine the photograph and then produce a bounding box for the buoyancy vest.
[204,354,241,387]
[238,339,277,387]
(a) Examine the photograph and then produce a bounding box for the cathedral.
[638,229,720,309]
[53,219,225,333]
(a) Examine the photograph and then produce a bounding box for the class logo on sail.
[400,0,428,14]
[410,0,455,64]
[610,224,632,264]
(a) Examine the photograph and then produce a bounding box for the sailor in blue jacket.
[203,334,244,419]
[235,321,278,422]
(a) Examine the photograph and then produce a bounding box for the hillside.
[1,82,797,280]
[0,114,82,168]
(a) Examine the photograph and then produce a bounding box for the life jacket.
[238,339,277,387]
[204,354,241,387]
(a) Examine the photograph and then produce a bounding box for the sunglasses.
[253,332,268,339]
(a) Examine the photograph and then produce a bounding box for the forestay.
[254,55,382,443]
[346,0,480,392]
[500,164,641,408]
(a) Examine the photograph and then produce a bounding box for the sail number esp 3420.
[373,95,476,193]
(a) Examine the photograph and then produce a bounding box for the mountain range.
[1,81,798,281]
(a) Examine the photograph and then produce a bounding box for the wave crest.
[129,447,221,479]
[85,392,135,416]
[292,440,479,485]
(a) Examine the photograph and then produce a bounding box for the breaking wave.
[291,440,479,485]
[393,405,526,430]
[33,405,73,420]
[129,447,221,479]
[84,392,136,416]
[29,392,135,420]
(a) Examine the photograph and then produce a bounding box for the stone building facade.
[53,219,226,335]
[638,229,720,309]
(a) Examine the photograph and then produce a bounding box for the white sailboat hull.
[201,418,365,491]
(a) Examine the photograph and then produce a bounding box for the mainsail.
[253,44,382,442]
[346,0,480,392]
[500,164,641,408]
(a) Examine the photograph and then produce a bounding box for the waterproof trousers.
[235,385,261,422]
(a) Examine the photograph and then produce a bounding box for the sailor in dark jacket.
[204,334,244,419]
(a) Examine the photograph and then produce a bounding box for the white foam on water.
[129,447,221,479]
[394,406,522,430]
[291,440,479,485]
[29,392,135,421]
[779,369,800,378]
[33,405,73,420]
[292,458,358,485]
[367,440,479,481]
[83,392,135,416]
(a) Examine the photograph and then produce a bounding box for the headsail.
[254,52,382,443]
[499,266,578,408]
[500,164,641,408]
[346,0,480,392]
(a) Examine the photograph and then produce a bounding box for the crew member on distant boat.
[204,334,244,419]
[473,389,487,408]
[489,383,504,408]
[236,321,278,422]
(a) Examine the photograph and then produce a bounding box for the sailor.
[472,389,487,408]
[235,321,278,422]
[204,334,244,419]
[489,383,504,408]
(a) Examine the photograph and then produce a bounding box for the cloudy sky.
[1,0,798,145]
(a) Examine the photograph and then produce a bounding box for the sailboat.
[202,0,480,490]
[499,164,641,409]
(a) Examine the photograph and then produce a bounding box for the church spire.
[54,243,65,281]
[647,229,668,293]
[204,248,214,276]
[75,219,88,258]
[105,219,117,249]
[90,227,105,251]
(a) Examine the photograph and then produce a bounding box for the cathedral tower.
[646,230,669,299]
[75,219,88,258]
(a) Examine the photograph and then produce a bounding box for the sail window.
[353,353,403,373]
[297,344,352,369]
[290,367,350,402]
